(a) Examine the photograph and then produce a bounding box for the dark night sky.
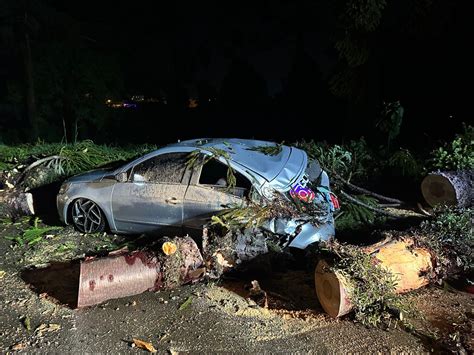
[1,0,470,146]
[49,1,336,95]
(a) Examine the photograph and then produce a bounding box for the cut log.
[75,226,270,307]
[77,236,205,307]
[315,237,434,317]
[315,260,353,318]
[421,170,473,208]
[0,190,35,218]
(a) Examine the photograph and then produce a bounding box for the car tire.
[71,198,106,233]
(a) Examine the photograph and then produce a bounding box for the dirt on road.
[0,218,472,353]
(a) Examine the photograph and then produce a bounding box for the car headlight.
[59,183,71,195]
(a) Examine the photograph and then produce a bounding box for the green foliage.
[296,138,373,182]
[388,148,422,177]
[345,137,374,181]
[330,0,387,99]
[0,140,155,187]
[247,142,284,156]
[186,147,237,190]
[376,101,404,150]
[335,35,369,67]
[429,124,473,170]
[329,67,364,100]
[4,217,60,247]
[211,204,274,231]
[178,296,193,311]
[33,39,124,142]
[325,242,411,327]
[338,194,378,226]
[418,206,473,277]
[297,141,352,179]
[345,0,387,32]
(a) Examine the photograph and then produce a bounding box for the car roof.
[125,138,307,190]
[170,138,306,186]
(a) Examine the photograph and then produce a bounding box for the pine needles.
[0,140,156,188]
[322,241,413,327]
[185,147,237,190]
[247,142,284,156]
[211,203,275,230]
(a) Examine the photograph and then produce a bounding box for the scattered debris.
[178,296,193,310]
[11,342,27,351]
[21,316,31,331]
[246,280,268,308]
[0,270,5,279]
[35,323,61,337]
[132,338,157,353]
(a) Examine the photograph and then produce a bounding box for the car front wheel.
[71,198,106,233]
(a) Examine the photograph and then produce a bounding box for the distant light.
[188,98,199,108]
[106,99,112,104]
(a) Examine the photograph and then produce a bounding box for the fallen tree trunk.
[76,228,270,308]
[0,190,35,218]
[315,236,434,318]
[77,236,205,307]
[421,170,473,208]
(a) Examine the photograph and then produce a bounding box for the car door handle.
[165,197,181,205]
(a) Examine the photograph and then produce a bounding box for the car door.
[111,152,190,233]
[183,157,250,230]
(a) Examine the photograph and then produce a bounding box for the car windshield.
[97,156,139,172]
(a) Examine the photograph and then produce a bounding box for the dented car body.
[57,138,335,249]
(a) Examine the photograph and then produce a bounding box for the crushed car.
[57,138,337,250]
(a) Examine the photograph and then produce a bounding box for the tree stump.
[421,170,473,208]
[315,237,434,317]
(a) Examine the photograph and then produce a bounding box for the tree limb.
[333,173,404,204]
[339,190,402,218]
[15,155,65,187]
[23,155,64,173]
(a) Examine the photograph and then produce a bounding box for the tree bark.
[421,170,473,208]
[77,236,205,308]
[315,236,434,318]
[0,190,35,218]
[75,227,270,308]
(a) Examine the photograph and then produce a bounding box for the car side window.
[132,153,188,183]
[198,158,251,198]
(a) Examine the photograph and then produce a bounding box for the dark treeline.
[0,0,468,150]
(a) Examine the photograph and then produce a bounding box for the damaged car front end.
[57,138,337,249]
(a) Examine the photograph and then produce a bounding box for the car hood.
[66,169,110,183]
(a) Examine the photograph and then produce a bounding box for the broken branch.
[339,190,401,218]
[334,173,404,204]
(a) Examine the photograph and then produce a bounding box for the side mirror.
[115,172,128,182]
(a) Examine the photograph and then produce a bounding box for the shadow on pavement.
[21,261,80,308]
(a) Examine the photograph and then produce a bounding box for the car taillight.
[330,193,340,210]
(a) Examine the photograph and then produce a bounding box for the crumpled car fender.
[288,221,335,249]
[261,216,335,250]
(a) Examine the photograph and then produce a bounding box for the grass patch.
[4,217,61,247]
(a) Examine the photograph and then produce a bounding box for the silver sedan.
[57,138,335,249]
